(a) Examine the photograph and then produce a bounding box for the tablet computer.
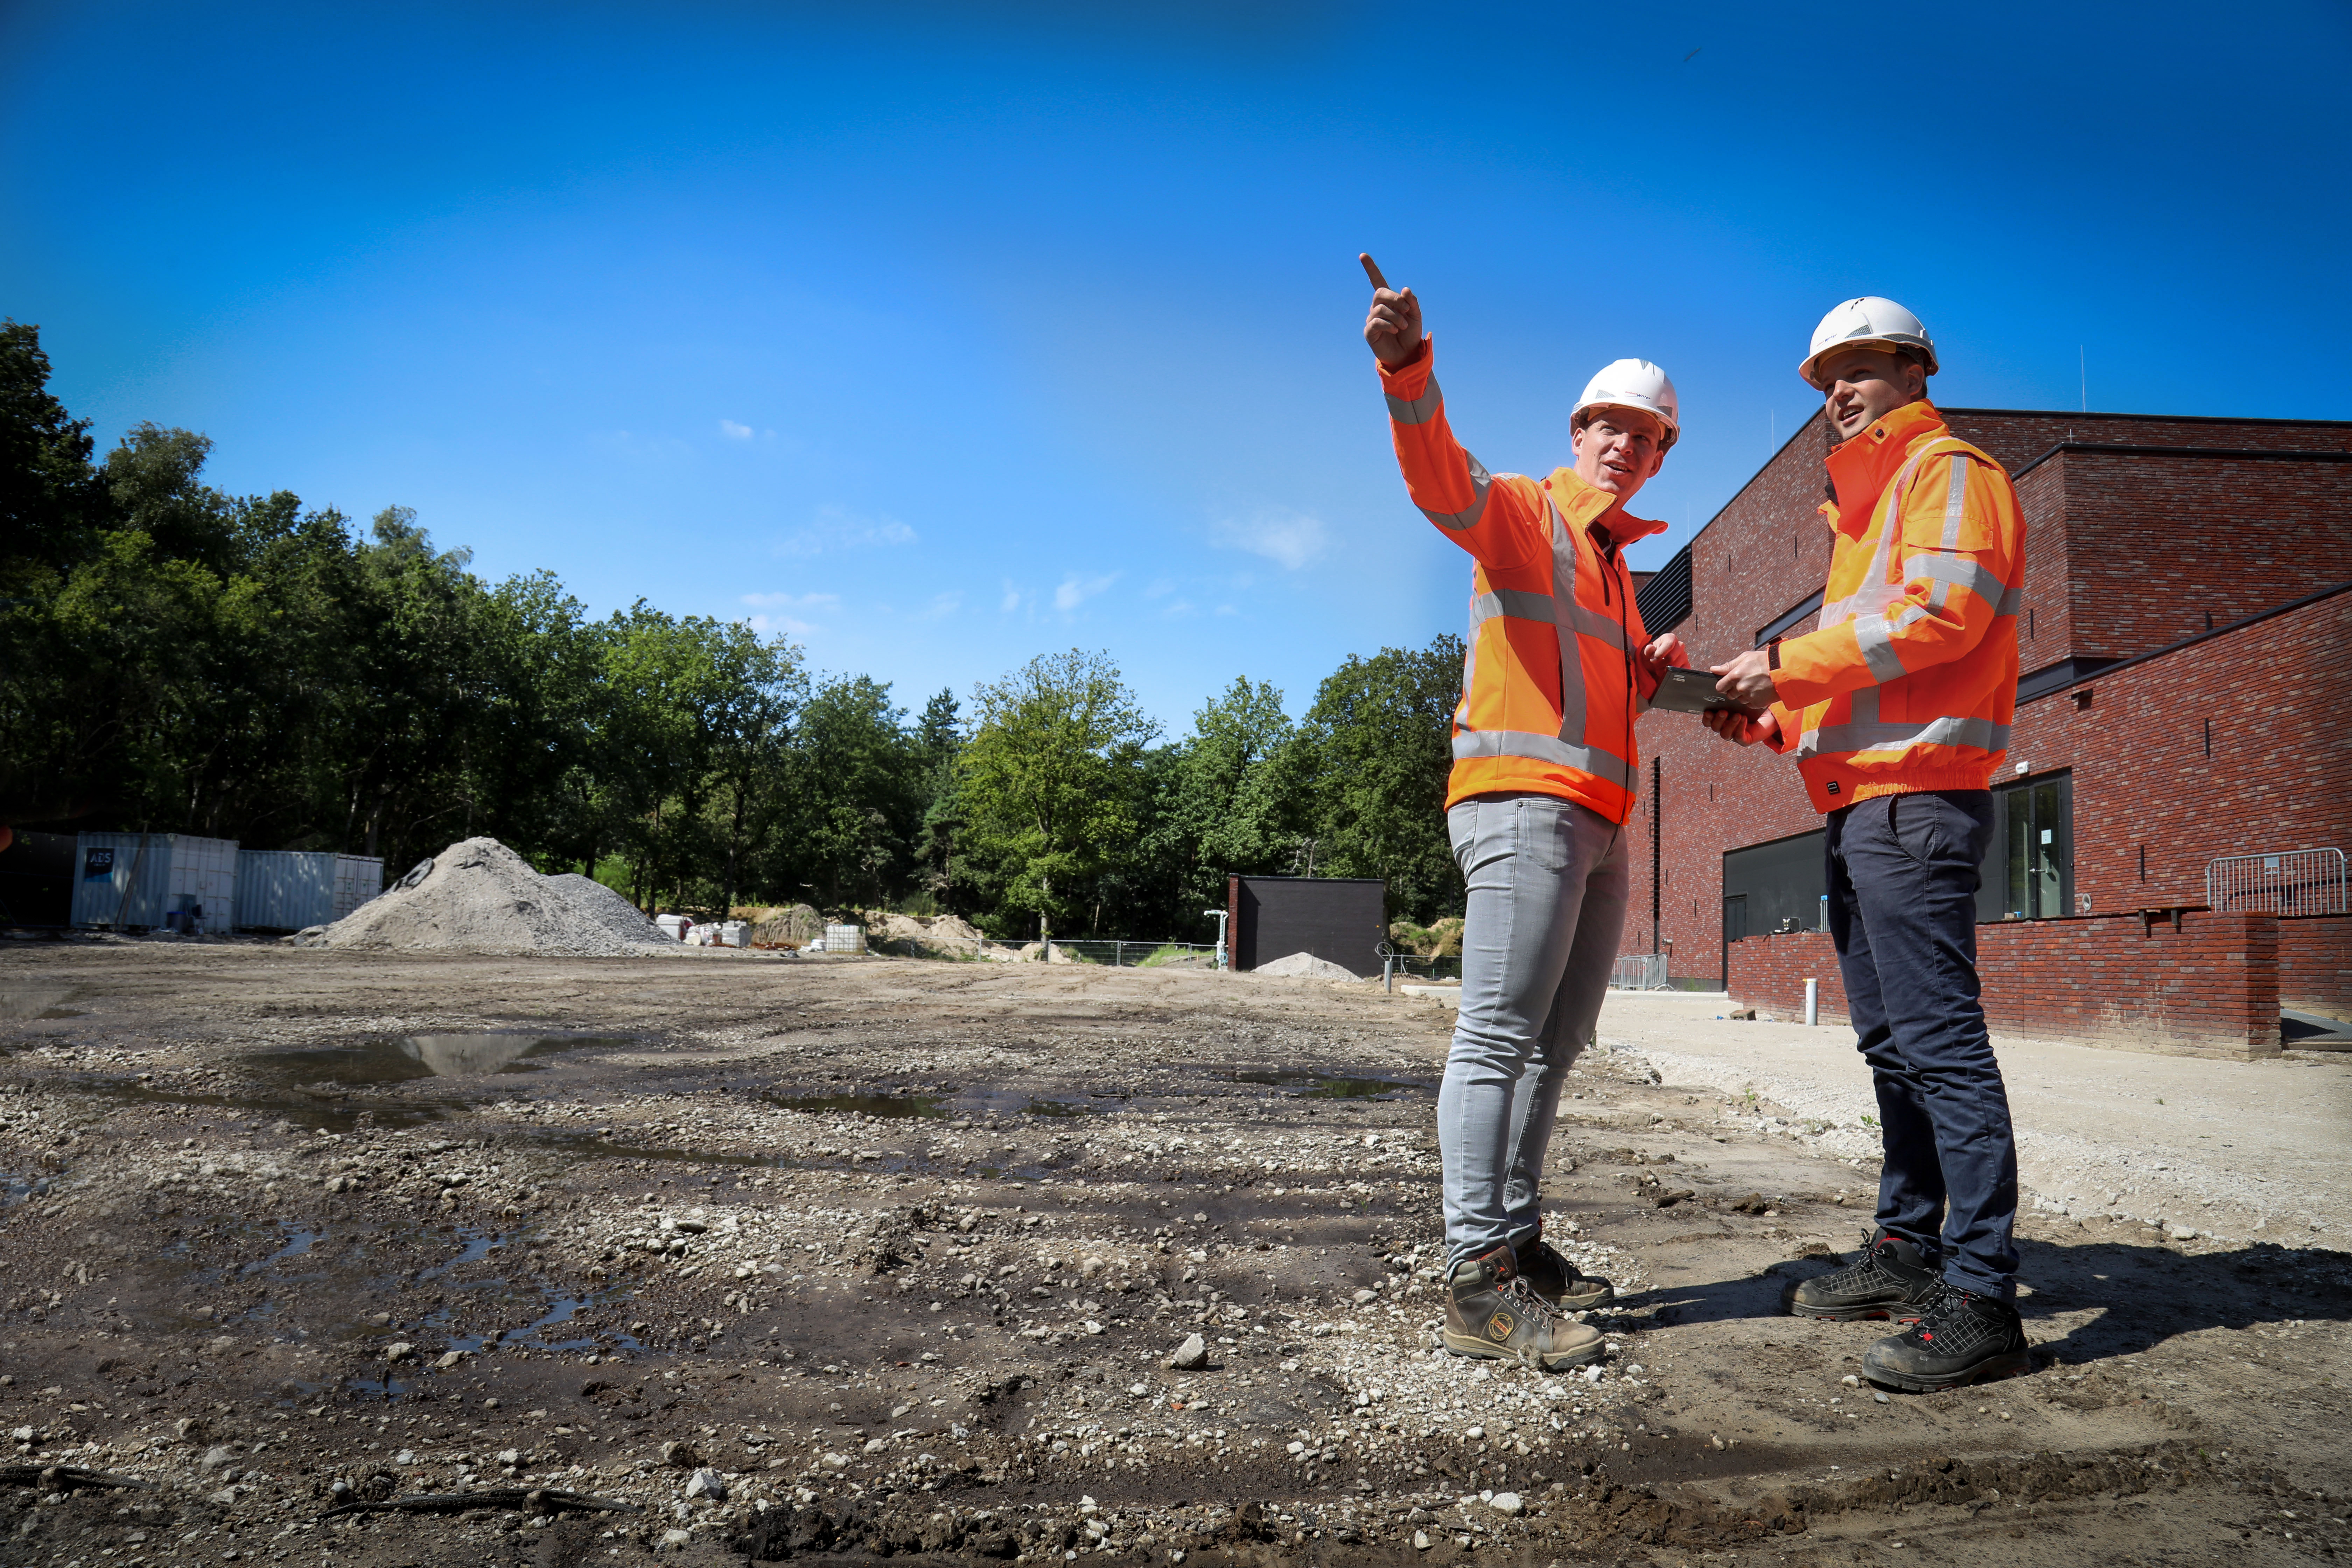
[1650,665,1758,715]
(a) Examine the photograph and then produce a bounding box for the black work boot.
[1440,1245,1604,1370]
[1514,1235,1614,1311]
[1862,1283,2032,1391]
[1787,1228,1941,1322]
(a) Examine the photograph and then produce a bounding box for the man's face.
[1815,347,1928,441]
[1570,409,1667,500]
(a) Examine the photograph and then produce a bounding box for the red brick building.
[1623,405,2352,1057]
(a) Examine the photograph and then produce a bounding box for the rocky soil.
[0,939,2344,1567]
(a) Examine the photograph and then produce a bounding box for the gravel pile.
[1255,951,1362,980]
[293,837,670,955]
[546,872,667,946]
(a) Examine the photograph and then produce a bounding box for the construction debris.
[0,1465,149,1491]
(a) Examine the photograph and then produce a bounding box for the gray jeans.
[1438,792,1631,1267]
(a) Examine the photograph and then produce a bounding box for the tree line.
[0,321,1466,941]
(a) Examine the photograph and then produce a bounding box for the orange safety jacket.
[1381,344,1664,824]
[1764,400,2026,812]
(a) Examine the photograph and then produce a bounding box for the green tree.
[1289,634,1466,922]
[794,674,920,908]
[0,319,113,589]
[909,688,966,910]
[959,649,1157,940]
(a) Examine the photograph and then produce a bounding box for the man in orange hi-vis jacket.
[1707,297,2033,1393]
[1362,254,1685,1372]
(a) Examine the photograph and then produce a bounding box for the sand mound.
[870,911,985,960]
[745,904,825,946]
[1254,950,1361,980]
[294,838,669,955]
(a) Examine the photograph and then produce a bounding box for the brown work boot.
[1515,1235,1615,1311]
[1439,1245,1605,1370]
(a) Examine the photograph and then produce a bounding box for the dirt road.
[0,939,2344,1568]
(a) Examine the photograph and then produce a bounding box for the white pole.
[1803,978,1819,1027]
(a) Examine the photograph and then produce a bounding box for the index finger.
[1358,252,1391,292]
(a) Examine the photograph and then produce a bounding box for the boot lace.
[1810,1238,1913,1298]
[1899,1284,2011,1358]
[1500,1275,1572,1370]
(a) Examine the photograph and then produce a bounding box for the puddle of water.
[80,1079,449,1133]
[3,1172,55,1206]
[0,989,78,1021]
[418,1225,511,1282]
[441,1288,643,1356]
[1022,1099,1091,1117]
[243,1032,629,1088]
[241,1226,325,1276]
[763,1091,948,1119]
[1227,1069,1430,1099]
[519,1128,797,1169]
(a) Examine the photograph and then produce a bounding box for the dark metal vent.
[1635,543,1693,634]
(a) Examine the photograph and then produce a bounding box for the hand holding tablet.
[1650,665,1763,715]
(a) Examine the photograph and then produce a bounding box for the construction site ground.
[0,940,2345,1568]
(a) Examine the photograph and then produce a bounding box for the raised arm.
[1361,253,1542,569]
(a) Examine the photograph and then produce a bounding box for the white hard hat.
[1571,359,1680,449]
[1799,297,1938,387]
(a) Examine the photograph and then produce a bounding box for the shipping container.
[70,833,240,933]
[236,850,385,931]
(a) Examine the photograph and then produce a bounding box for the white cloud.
[719,419,755,441]
[1055,572,1118,611]
[922,591,963,620]
[1161,598,1197,618]
[774,506,918,558]
[740,591,840,610]
[1210,506,1328,570]
[1000,581,1025,613]
[746,612,818,638]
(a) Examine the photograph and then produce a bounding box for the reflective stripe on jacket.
[1766,400,2025,812]
[1380,344,1662,823]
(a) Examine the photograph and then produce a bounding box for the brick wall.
[1726,911,2284,1059]
[2007,590,2352,914]
[2280,916,2352,1018]
[1944,410,2352,471]
[2040,450,2352,664]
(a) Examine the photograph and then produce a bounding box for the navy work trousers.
[1826,789,2020,1300]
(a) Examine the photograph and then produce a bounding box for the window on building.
[1721,829,1827,976]
[1980,772,2073,922]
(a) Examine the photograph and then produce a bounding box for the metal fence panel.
[2206,848,2347,916]
[1610,953,1668,990]
[1045,939,1218,968]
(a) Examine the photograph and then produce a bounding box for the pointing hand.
[1360,253,1424,369]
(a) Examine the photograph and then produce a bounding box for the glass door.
[1993,774,2073,919]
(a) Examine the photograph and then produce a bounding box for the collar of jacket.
[1541,466,1667,548]
[1820,400,1948,536]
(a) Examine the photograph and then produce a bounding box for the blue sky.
[6,1,2348,732]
